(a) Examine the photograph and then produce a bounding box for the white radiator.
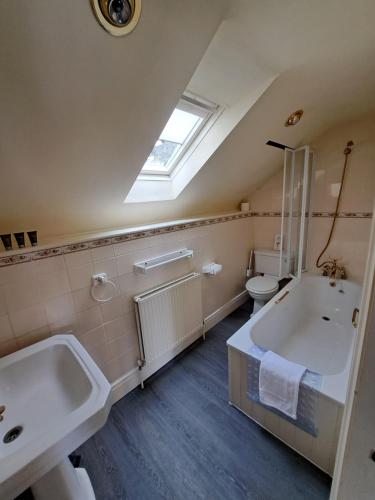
[134,272,203,385]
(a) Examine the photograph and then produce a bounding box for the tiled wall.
[250,115,375,283]
[250,169,283,250]
[0,218,253,381]
[1,114,373,384]
[306,116,374,282]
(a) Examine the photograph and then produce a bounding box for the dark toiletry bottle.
[0,234,12,251]
[14,232,25,249]
[27,230,38,247]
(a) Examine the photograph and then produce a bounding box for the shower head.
[266,140,293,150]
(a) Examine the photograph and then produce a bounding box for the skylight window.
[141,94,218,176]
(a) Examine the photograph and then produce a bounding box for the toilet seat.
[246,276,279,294]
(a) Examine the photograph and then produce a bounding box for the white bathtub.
[227,273,362,474]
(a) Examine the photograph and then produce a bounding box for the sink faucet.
[0,405,5,422]
[322,258,346,283]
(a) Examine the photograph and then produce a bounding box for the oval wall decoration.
[91,0,141,36]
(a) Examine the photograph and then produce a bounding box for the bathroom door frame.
[330,204,375,499]
[280,145,310,279]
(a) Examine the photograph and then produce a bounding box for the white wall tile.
[17,326,51,348]
[91,245,115,262]
[64,249,92,268]
[93,258,117,279]
[34,255,66,274]
[102,348,140,382]
[107,330,139,360]
[113,236,161,257]
[0,315,14,342]
[0,262,36,286]
[72,286,97,313]
[10,304,48,336]
[80,332,109,369]
[77,306,103,334]
[104,316,126,343]
[101,297,123,323]
[0,338,18,357]
[4,281,41,312]
[123,309,137,332]
[45,293,75,324]
[49,313,78,335]
[0,287,6,316]
[38,270,70,301]
[0,218,253,386]
[67,263,94,290]
[78,325,106,351]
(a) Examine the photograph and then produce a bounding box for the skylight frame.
[140,93,219,178]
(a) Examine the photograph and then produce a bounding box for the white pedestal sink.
[0,335,112,500]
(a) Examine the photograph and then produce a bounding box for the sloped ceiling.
[144,0,375,221]
[0,0,375,240]
[0,0,225,239]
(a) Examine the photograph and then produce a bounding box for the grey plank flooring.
[76,301,331,500]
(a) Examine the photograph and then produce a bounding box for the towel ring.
[91,273,117,303]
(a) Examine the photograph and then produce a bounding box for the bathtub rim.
[227,273,359,406]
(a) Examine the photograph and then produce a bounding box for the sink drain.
[3,426,23,444]
[322,316,330,321]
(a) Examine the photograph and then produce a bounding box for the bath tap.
[322,259,346,282]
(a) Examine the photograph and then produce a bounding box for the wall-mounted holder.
[91,273,117,302]
[134,249,193,274]
[202,263,223,277]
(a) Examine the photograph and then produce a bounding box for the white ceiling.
[0,0,374,240]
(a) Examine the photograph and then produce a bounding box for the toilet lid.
[246,276,279,293]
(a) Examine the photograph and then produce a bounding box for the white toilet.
[246,249,281,316]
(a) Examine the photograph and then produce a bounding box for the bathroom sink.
[0,334,111,500]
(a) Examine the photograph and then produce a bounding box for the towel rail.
[133,248,193,273]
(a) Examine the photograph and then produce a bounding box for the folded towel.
[259,351,306,419]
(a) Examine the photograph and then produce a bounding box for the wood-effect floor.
[76,301,331,500]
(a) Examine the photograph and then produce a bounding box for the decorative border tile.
[251,211,282,217]
[0,212,251,268]
[0,254,32,266]
[0,210,372,268]
[32,248,63,260]
[88,238,113,248]
[251,211,373,218]
[311,211,373,218]
[61,242,89,253]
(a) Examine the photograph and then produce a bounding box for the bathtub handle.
[352,308,359,328]
[275,290,289,304]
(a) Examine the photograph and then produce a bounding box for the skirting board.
[110,289,248,404]
[110,327,203,404]
[203,289,248,333]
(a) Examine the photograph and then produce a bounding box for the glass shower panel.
[280,149,293,278]
[290,148,305,276]
[302,151,313,270]
[280,146,311,279]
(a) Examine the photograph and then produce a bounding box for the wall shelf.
[133,248,193,274]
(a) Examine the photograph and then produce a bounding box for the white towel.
[259,351,306,420]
